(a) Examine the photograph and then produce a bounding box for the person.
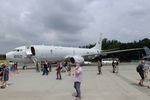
[67,62,71,76]
[14,62,18,73]
[10,63,15,73]
[136,60,145,86]
[61,61,68,72]
[56,62,62,80]
[73,63,83,100]
[1,64,9,88]
[143,61,150,86]
[0,64,3,81]
[112,60,116,73]
[42,61,49,75]
[47,62,52,72]
[115,59,119,73]
[97,59,102,75]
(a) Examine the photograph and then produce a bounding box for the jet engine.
[70,56,84,64]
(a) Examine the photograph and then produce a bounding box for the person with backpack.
[136,60,145,86]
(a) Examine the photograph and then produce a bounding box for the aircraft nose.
[6,52,13,61]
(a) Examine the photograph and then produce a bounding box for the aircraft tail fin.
[92,33,102,50]
[144,47,150,56]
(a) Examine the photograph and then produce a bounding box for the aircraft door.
[26,46,35,56]
[31,47,35,56]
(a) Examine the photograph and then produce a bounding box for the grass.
[0,60,8,64]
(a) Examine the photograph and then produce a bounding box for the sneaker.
[138,83,143,86]
[75,97,81,100]
[75,95,78,97]
[1,86,5,89]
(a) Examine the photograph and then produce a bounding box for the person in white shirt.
[73,63,83,99]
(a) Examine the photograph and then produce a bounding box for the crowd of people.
[41,61,71,79]
[41,61,82,100]
[97,58,119,75]
[0,59,150,100]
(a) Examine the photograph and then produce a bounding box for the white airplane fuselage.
[6,35,102,65]
[6,45,100,64]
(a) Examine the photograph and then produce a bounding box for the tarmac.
[0,63,150,100]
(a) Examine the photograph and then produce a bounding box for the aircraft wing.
[91,47,143,55]
[101,48,143,55]
[82,47,144,60]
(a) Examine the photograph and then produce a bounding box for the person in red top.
[56,62,62,80]
[14,62,18,73]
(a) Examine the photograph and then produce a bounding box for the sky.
[0,0,150,54]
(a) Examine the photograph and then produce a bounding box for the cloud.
[0,0,150,53]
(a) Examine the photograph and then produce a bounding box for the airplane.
[6,36,144,71]
[6,36,102,70]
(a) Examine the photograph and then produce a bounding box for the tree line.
[79,38,150,50]
[0,54,6,60]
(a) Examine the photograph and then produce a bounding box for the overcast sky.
[0,0,150,54]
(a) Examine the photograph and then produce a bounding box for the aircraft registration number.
[14,55,22,58]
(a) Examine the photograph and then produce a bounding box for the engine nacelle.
[70,56,84,64]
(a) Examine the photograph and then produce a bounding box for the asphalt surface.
[0,63,150,100]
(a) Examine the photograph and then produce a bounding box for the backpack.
[136,66,140,72]
[136,64,143,72]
